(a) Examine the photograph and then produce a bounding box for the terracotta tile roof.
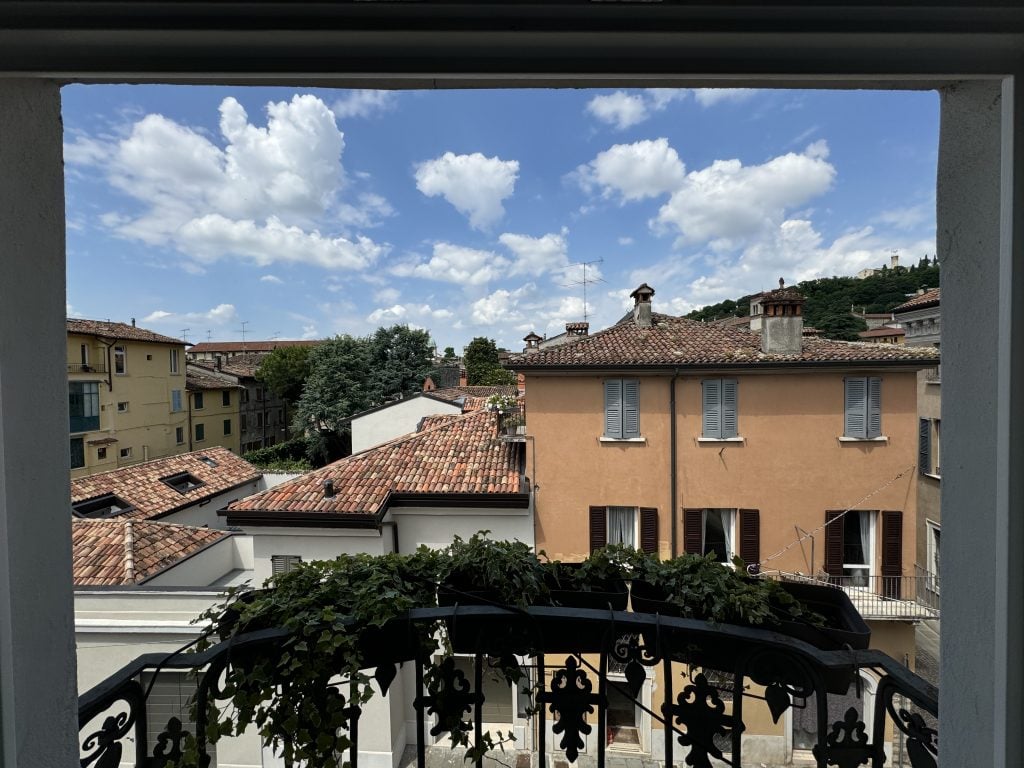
[225,409,524,520]
[186,368,244,391]
[757,284,805,304]
[71,446,261,521]
[892,288,941,313]
[67,319,185,346]
[419,414,463,431]
[188,340,321,354]
[858,327,906,339]
[192,354,265,378]
[510,313,940,369]
[429,385,519,405]
[72,518,227,585]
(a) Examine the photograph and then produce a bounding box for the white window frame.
[702,509,737,563]
[169,347,179,374]
[113,345,127,375]
[842,510,876,585]
[116,401,128,413]
[119,446,132,459]
[927,521,941,594]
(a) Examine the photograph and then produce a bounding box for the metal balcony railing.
[770,572,940,620]
[68,362,106,374]
[498,403,526,440]
[78,606,938,768]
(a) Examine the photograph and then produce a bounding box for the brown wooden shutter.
[739,509,760,569]
[639,508,658,554]
[589,506,607,552]
[824,511,845,579]
[683,509,703,555]
[881,510,903,598]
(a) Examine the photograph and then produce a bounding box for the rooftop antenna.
[180,327,190,343]
[206,329,212,342]
[560,258,606,323]
[238,320,249,354]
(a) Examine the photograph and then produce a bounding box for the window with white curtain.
[842,511,874,586]
[703,509,735,562]
[607,507,636,547]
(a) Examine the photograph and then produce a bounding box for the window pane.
[69,438,84,469]
[704,510,730,562]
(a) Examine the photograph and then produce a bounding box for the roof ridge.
[122,520,136,583]
[343,408,491,461]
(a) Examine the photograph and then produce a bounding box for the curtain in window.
[858,511,872,569]
[607,507,635,547]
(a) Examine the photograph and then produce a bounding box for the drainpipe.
[187,392,194,451]
[669,369,680,557]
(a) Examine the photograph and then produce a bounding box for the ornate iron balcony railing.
[78,606,938,768]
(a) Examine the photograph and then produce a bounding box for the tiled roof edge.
[135,529,233,584]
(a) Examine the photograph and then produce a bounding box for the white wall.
[143,534,252,587]
[160,479,263,529]
[388,506,533,554]
[351,397,461,454]
[260,471,304,489]
[247,526,389,585]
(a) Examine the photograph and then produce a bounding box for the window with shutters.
[919,417,941,476]
[683,508,760,567]
[823,510,893,589]
[843,376,883,439]
[589,506,658,553]
[602,379,641,439]
[701,379,739,439]
[271,554,302,575]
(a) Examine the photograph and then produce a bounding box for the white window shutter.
[721,379,738,438]
[703,379,722,438]
[622,380,640,438]
[604,380,623,438]
[867,377,882,438]
[844,377,867,438]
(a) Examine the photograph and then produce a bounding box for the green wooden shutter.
[589,506,608,552]
[844,377,867,438]
[867,377,882,438]
[683,509,704,555]
[702,379,722,438]
[640,508,658,554]
[824,511,845,578]
[604,380,622,438]
[622,380,640,438]
[739,509,760,568]
[721,379,738,438]
[919,418,932,474]
[881,511,903,598]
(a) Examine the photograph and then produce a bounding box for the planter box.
[545,563,629,611]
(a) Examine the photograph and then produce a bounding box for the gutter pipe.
[670,368,680,557]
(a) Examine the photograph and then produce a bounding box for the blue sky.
[62,86,938,352]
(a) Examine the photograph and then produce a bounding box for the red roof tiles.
[188,340,321,354]
[186,368,244,391]
[225,409,524,520]
[510,313,940,369]
[72,518,227,585]
[429,385,519,405]
[71,447,261,521]
[67,319,185,346]
[892,288,941,313]
[192,354,266,378]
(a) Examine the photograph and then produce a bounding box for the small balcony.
[78,606,938,768]
[769,572,940,620]
[68,362,106,374]
[498,403,527,441]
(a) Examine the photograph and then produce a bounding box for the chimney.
[629,283,655,329]
[130,318,136,327]
[760,278,805,355]
[323,479,335,498]
[565,321,589,338]
[523,331,543,353]
[215,354,223,371]
[891,252,899,269]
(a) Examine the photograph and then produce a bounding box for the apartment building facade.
[67,319,189,479]
[186,367,243,454]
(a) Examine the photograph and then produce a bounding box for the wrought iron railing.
[78,606,938,768]
[770,572,940,620]
[68,362,106,374]
[498,403,526,439]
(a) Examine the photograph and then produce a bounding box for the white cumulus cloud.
[585,89,689,130]
[414,152,519,230]
[260,274,283,284]
[367,303,455,324]
[390,243,508,286]
[576,138,687,202]
[692,89,759,107]
[500,231,570,277]
[64,94,389,272]
[331,90,398,119]
[142,303,238,327]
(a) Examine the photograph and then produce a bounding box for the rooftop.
[67,318,185,346]
[429,385,519,406]
[224,409,525,524]
[71,518,227,586]
[857,326,906,339]
[510,312,940,369]
[186,368,244,391]
[71,446,261,522]
[892,287,942,313]
[191,353,267,378]
[187,340,321,354]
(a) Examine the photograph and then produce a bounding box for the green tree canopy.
[463,336,504,385]
[367,325,435,403]
[256,345,314,404]
[442,346,457,360]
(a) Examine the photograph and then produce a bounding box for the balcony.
[78,606,938,768]
[68,362,106,374]
[769,572,940,620]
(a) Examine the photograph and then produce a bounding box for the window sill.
[599,436,646,443]
[697,437,745,443]
[838,436,889,443]
[924,472,942,481]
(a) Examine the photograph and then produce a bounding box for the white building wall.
[158,479,264,529]
[143,535,252,587]
[351,397,461,454]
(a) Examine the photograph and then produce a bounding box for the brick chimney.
[760,278,805,355]
[630,283,655,328]
[565,321,589,337]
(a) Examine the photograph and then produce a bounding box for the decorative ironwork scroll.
[153,716,187,763]
[813,707,873,768]
[743,648,817,724]
[609,633,659,699]
[667,672,743,768]
[421,656,480,742]
[80,679,145,768]
[538,655,601,763]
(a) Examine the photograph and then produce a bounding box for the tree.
[463,336,507,385]
[814,313,868,341]
[256,345,313,405]
[367,325,435,403]
[292,335,372,464]
[443,346,457,360]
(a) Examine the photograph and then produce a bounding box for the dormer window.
[197,455,218,468]
[160,472,204,494]
[72,493,134,519]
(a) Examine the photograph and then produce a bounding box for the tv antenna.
[206,329,212,342]
[180,328,190,343]
[238,321,249,354]
[560,258,606,323]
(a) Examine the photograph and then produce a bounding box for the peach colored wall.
[527,370,919,577]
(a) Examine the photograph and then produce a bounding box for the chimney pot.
[629,283,655,329]
[778,277,785,289]
[131,318,136,327]
[323,479,335,498]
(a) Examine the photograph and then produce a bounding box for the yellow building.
[67,319,188,479]
[185,368,242,454]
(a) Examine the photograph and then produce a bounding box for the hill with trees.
[685,259,940,340]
